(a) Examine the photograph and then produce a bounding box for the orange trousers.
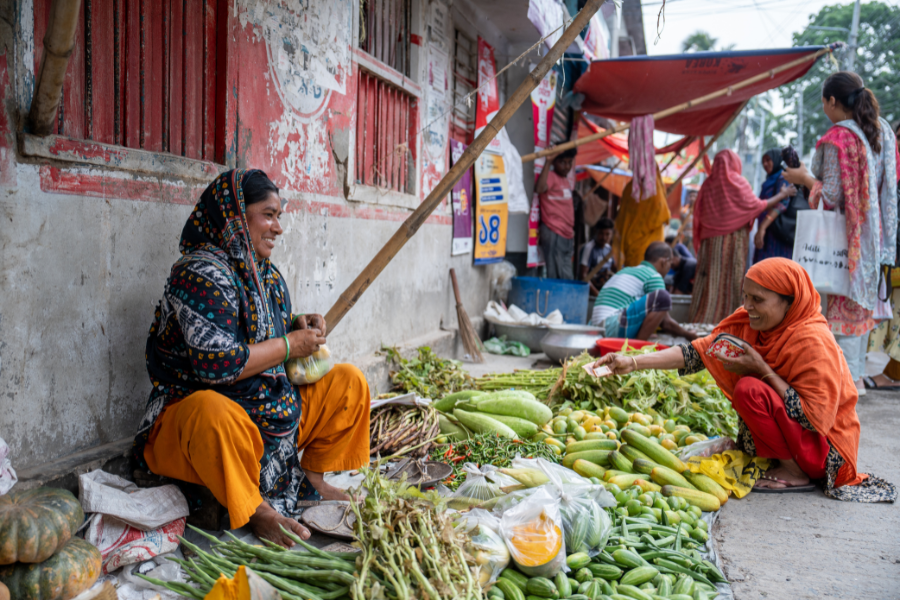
[144,363,370,528]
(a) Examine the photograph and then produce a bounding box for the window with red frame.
[358,0,412,77]
[33,0,223,163]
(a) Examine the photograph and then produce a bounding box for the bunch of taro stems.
[137,525,358,600]
[370,404,440,458]
[349,468,483,600]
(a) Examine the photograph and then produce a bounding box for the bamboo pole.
[520,45,833,164]
[666,99,749,194]
[324,0,608,332]
[29,0,83,135]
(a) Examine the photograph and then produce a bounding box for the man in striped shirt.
[591,242,698,341]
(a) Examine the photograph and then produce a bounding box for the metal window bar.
[452,28,476,133]
[359,0,411,77]
[356,68,414,194]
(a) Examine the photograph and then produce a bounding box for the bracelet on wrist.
[282,335,291,363]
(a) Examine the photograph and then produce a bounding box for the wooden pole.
[520,46,833,164]
[587,158,624,195]
[324,0,608,332]
[665,100,749,194]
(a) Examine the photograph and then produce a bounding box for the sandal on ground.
[862,375,900,391]
[753,474,817,494]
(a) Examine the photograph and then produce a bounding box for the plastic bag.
[449,464,519,511]
[677,437,737,460]
[483,337,531,357]
[499,487,567,577]
[285,345,334,385]
[456,509,510,587]
[491,261,518,303]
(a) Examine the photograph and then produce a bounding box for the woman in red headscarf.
[690,150,795,324]
[590,258,895,501]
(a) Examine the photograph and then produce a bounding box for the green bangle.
[282,335,290,363]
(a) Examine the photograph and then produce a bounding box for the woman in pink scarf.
[690,150,796,323]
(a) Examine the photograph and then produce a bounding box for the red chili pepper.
[444,445,454,458]
[452,456,467,463]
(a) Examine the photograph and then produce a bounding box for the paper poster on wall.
[450,140,474,256]
[475,37,502,154]
[422,47,451,198]
[474,152,509,265]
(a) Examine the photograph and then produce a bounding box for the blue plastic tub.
[508,277,590,324]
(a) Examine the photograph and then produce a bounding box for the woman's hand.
[294,314,327,337]
[783,163,816,188]
[716,342,768,376]
[288,328,327,359]
[754,227,766,249]
[777,183,798,199]
[590,353,638,376]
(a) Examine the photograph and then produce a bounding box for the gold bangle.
[760,372,776,382]
[631,356,639,370]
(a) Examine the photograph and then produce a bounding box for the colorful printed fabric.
[604,289,672,338]
[678,342,896,502]
[753,166,794,263]
[592,261,665,325]
[689,229,748,324]
[134,169,304,500]
[628,114,657,201]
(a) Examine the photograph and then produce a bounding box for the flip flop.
[862,376,900,391]
[753,475,817,494]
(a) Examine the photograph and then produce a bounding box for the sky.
[640,0,850,56]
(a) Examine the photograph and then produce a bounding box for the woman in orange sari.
[591,258,895,500]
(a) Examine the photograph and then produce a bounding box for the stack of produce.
[474,352,738,440]
[538,405,712,459]
[434,390,553,441]
[429,434,562,491]
[0,488,102,600]
[369,403,440,458]
[384,346,473,398]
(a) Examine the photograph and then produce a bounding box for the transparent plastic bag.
[499,487,567,578]
[285,345,334,385]
[483,337,531,357]
[677,436,737,460]
[557,484,612,556]
[456,509,510,587]
[450,464,519,509]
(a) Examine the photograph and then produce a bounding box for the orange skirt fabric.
[144,363,370,528]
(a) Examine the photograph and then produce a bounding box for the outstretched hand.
[589,353,638,376]
[716,342,768,376]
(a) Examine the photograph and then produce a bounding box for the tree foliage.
[779,1,900,154]
[681,30,735,53]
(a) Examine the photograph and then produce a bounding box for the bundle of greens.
[474,351,738,439]
[350,468,483,600]
[384,346,474,398]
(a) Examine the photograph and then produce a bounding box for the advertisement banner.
[450,140,474,256]
[583,12,611,61]
[530,70,557,172]
[475,37,502,154]
[474,152,509,265]
[527,195,544,268]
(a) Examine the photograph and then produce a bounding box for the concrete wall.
[0,0,500,471]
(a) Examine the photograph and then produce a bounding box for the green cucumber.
[614,585,653,600]
[433,390,485,412]
[555,572,572,598]
[618,445,653,463]
[619,566,659,587]
[566,552,592,570]
[566,439,620,453]
[525,577,558,598]
[496,578,526,600]
[453,409,519,439]
[587,563,622,581]
[500,569,530,592]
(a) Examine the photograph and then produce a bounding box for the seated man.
[590,242,698,341]
[580,218,616,295]
[133,169,370,548]
[665,235,697,295]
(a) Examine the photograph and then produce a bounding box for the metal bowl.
[670,295,692,323]
[492,322,548,352]
[541,329,604,363]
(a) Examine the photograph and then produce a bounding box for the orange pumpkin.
[0,488,84,565]
[0,537,100,600]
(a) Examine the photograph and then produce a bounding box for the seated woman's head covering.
[692,258,864,489]
[692,149,767,253]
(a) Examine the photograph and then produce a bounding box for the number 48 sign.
[474,152,509,265]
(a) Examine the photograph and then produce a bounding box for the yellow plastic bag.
[686,450,770,499]
[204,565,281,600]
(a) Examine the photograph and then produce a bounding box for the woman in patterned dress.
[589,258,895,501]
[783,72,898,395]
[689,150,796,324]
[133,169,371,546]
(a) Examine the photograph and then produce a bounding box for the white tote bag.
[792,201,851,296]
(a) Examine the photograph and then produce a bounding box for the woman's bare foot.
[868,373,900,389]
[302,469,352,501]
[248,501,310,547]
[754,460,810,490]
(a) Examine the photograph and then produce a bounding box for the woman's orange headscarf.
[692,258,864,488]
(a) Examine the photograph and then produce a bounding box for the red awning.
[574,46,829,136]
[575,118,697,167]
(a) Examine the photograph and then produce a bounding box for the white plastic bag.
[285,345,335,385]
[0,437,17,495]
[793,202,851,296]
[499,487,567,577]
[456,509,510,587]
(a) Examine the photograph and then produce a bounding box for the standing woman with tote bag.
[784,72,899,395]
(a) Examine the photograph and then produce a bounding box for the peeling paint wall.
[0,0,493,471]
